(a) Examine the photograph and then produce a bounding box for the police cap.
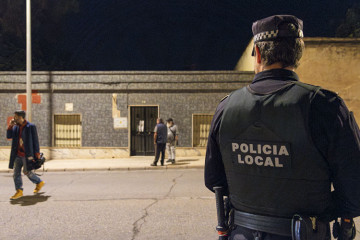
[252,15,304,43]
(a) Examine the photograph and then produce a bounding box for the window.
[54,114,82,147]
[192,114,213,147]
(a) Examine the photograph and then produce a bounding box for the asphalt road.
[1,169,359,240]
[0,169,217,240]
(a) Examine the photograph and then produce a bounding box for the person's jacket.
[155,123,167,144]
[7,121,40,169]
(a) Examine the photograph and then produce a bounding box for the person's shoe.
[150,163,157,166]
[10,189,23,200]
[161,162,164,166]
[166,159,172,163]
[34,181,45,193]
[171,159,176,164]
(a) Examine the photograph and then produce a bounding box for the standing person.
[166,118,178,164]
[205,15,360,239]
[151,118,167,166]
[7,110,45,200]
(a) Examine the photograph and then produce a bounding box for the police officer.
[205,15,360,240]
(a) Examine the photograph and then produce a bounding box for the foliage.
[0,0,79,70]
[336,4,360,38]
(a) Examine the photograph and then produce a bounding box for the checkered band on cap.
[298,30,304,38]
[253,30,279,42]
[253,29,304,43]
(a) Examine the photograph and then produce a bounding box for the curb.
[0,165,204,173]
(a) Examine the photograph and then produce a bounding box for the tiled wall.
[0,71,253,148]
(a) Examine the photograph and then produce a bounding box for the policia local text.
[232,142,290,168]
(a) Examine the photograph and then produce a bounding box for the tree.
[0,0,79,70]
[336,4,360,38]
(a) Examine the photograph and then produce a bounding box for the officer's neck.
[257,62,295,73]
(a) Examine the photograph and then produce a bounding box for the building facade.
[0,71,253,160]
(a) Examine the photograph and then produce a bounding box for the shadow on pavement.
[10,193,51,206]
[166,158,200,166]
[168,162,188,166]
[177,159,199,162]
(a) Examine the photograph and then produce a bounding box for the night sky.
[1,0,357,71]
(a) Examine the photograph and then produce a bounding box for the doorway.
[130,106,158,156]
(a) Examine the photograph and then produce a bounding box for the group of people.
[151,118,178,166]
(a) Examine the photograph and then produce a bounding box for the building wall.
[296,38,360,121]
[0,71,253,158]
[235,37,360,121]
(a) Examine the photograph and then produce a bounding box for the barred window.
[54,114,82,147]
[192,114,213,147]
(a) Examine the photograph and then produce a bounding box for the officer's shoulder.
[214,95,230,114]
[311,88,345,110]
[295,82,339,100]
[220,95,229,103]
[293,81,322,92]
[316,88,339,99]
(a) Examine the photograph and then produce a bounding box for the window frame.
[53,113,82,147]
[192,113,213,148]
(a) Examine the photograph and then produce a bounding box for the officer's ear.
[254,45,262,64]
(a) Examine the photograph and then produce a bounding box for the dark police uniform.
[205,15,360,240]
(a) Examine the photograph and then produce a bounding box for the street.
[1,169,360,240]
[0,169,217,240]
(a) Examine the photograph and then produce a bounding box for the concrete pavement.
[0,156,205,173]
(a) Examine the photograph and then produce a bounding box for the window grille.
[54,114,82,147]
[193,114,213,147]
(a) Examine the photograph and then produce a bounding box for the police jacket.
[7,121,40,169]
[205,69,360,219]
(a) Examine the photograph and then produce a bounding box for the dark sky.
[1,0,357,71]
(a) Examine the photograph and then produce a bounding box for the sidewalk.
[0,156,205,173]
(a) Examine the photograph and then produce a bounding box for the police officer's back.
[205,15,360,240]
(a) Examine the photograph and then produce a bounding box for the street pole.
[26,0,32,122]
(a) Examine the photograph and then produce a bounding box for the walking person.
[7,110,45,200]
[205,15,360,239]
[166,118,178,164]
[151,118,167,166]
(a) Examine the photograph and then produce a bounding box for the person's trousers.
[154,143,166,164]
[166,142,176,160]
[13,156,42,191]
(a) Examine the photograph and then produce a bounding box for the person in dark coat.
[205,15,360,240]
[7,110,45,200]
[151,118,167,166]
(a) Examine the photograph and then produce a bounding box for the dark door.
[130,106,158,156]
